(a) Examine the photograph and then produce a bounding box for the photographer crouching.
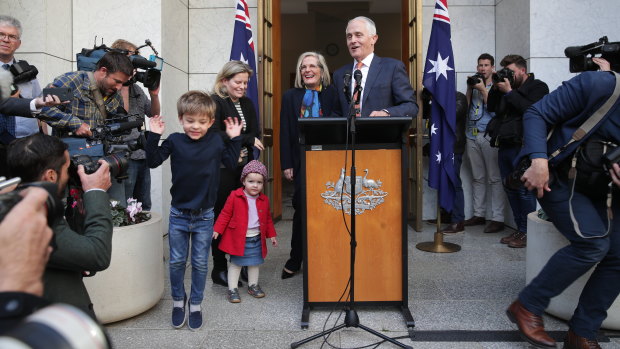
[487,55,549,248]
[7,133,112,319]
[506,67,620,347]
[39,51,133,203]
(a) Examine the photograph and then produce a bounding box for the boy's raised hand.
[149,115,165,135]
[223,117,243,139]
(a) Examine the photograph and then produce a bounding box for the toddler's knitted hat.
[241,160,268,182]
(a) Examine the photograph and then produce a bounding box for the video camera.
[565,36,620,73]
[63,113,146,183]
[76,39,164,90]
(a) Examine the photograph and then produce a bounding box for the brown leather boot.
[563,329,601,349]
[500,231,522,244]
[508,233,527,248]
[506,300,556,348]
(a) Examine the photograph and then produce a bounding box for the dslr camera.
[76,40,164,90]
[492,67,514,85]
[0,179,63,229]
[7,60,39,96]
[63,113,145,184]
[565,36,620,73]
[467,73,485,86]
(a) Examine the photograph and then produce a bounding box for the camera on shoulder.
[565,36,620,72]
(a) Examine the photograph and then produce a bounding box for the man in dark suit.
[332,16,418,118]
[7,133,112,319]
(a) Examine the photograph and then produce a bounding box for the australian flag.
[230,0,259,125]
[423,0,457,212]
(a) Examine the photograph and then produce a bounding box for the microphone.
[343,72,352,104]
[353,69,362,85]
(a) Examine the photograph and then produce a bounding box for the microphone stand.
[291,74,412,349]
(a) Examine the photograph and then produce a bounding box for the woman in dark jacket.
[280,51,340,279]
[210,60,264,286]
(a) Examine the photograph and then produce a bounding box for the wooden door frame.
[402,0,424,231]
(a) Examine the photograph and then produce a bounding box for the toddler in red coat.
[213,160,278,303]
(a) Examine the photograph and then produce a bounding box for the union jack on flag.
[423,0,457,212]
[230,0,260,132]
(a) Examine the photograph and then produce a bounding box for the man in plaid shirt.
[40,51,133,138]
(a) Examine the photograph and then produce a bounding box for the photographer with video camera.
[0,15,48,177]
[6,133,113,320]
[39,51,132,138]
[506,50,620,348]
[486,54,549,248]
[110,39,159,210]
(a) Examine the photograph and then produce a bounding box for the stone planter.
[526,212,620,330]
[84,212,164,324]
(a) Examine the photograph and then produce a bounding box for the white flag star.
[435,150,442,164]
[426,52,454,81]
[239,52,248,64]
[430,123,438,136]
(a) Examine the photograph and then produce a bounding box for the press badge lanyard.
[468,85,490,135]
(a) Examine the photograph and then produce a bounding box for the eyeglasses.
[0,32,20,42]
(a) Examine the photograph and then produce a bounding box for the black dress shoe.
[240,266,248,282]
[281,268,298,279]
[212,270,242,287]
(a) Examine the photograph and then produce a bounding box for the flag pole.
[416,198,460,253]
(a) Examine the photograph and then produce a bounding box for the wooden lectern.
[298,116,414,329]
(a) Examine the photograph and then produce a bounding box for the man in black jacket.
[487,54,549,248]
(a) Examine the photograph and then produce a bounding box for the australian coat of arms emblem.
[321,168,388,215]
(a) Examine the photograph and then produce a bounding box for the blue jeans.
[168,206,214,305]
[519,175,620,339]
[124,159,151,210]
[451,153,465,222]
[498,146,537,232]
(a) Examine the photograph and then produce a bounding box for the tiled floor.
[104,187,620,348]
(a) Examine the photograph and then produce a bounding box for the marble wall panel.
[189,7,258,74]
[529,57,575,92]
[162,0,189,72]
[178,0,189,7]
[422,4,495,76]
[530,0,620,59]
[188,73,216,93]
[495,0,529,61]
[44,0,72,61]
[160,66,188,135]
[72,0,162,57]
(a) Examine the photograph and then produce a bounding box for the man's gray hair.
[0,15,22,37]
[347,16,377,36]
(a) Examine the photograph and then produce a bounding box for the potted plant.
[84,198,164,324]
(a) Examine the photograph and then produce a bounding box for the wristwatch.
[381,109,391,115]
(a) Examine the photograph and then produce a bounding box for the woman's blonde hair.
[294,52,331,88]
[213,60,254,98]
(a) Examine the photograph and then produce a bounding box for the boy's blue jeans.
[168,206,214,305]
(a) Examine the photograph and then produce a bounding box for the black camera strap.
[86,71,108,124]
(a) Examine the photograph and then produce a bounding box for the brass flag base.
[416,232,461,253]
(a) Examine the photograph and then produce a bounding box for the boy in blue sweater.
[146,90,242,330]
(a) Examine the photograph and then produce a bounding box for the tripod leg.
[290,323,346,349]
[357,323,413,349]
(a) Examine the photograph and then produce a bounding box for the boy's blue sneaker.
[188,309,203,330]
[171,295,187,328]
